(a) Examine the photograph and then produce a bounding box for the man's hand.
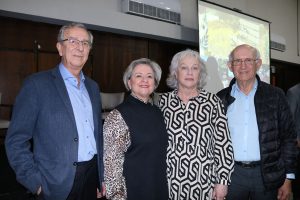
[277,179,292,200]
[212,184,228,200]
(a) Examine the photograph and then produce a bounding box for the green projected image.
[198,1,270,93]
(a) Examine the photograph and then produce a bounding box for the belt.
[76,155,97,166]
[235,161,260,168]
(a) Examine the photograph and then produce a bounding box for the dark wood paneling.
[0,51,35,104]
[0,51,35,118]
[0,17,37,50]
[38,52,61,71]
[0,17,58,52]
[92,33,148,92]
[34,25,60,53]
[271,59,300,92]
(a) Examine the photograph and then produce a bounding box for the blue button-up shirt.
[227,80,260,161]
[59,64,96,162]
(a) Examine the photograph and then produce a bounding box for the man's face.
[228,46,262,83]
[56,27,91,73]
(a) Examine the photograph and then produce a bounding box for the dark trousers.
[36,156,99,200]
[227,164,277,200]
[66,155,99,200]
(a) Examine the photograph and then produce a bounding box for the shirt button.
[73,162,77,166]
[74,138,78,142]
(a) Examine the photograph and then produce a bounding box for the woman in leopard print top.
[103,58,168,200]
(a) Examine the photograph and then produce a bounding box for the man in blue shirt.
[5,22,104,200]
[217,44,297,200]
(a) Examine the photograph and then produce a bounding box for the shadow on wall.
[204,56,224,94]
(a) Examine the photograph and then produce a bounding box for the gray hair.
[166,49,207,89]
[57,22,93,46]
[228,44,261,62]
[123,58,162,91]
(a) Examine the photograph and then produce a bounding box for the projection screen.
[198,0,270,93]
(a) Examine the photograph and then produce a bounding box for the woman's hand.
[97,183,106,198]
[212,184,228,200]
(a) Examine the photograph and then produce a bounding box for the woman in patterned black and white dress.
[159,49,234,200]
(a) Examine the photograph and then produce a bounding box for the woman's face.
[176,55,200,91]
[128,64,155,102]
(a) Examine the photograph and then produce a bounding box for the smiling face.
[176,55,200,91]
[128,64,155,102]
[56,27,91,76]
[229,45,262,84]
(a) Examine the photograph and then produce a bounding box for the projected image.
[198,1,270,93]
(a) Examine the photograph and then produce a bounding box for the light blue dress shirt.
[227,80,260,162]
[227,79,295,179]
[59,64,97,162]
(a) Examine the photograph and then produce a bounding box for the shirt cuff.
[286,173,295,180]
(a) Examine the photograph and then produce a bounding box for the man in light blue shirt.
[227,80,260,162]
[59,64,97,162]
[5,22,104,200]
[217,44,297,200]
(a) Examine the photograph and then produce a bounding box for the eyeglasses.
[232,58,257,66]
[60,37,91,49]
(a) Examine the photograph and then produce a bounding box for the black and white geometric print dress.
[159,89,234,200]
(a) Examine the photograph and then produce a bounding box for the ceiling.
[136,0,181,12]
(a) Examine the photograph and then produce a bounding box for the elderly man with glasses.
[5,22,105,200]
[217,44,297,200]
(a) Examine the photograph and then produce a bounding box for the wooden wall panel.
[92,33,148,92]
[0,51,35,103]
[0,17,37,50]
[0,17,58,52]
[271,59,300,92]
[38,52,61,71]
[34,24,60,52]
[0,51,35,118]
[82,55,94,78]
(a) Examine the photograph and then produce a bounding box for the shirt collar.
[59,63,85,83]
[232,78,258,95]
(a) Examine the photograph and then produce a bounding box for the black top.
[117,95,168,200]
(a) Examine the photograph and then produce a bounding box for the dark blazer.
[5,66,103,200]
[286,83,300,139]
